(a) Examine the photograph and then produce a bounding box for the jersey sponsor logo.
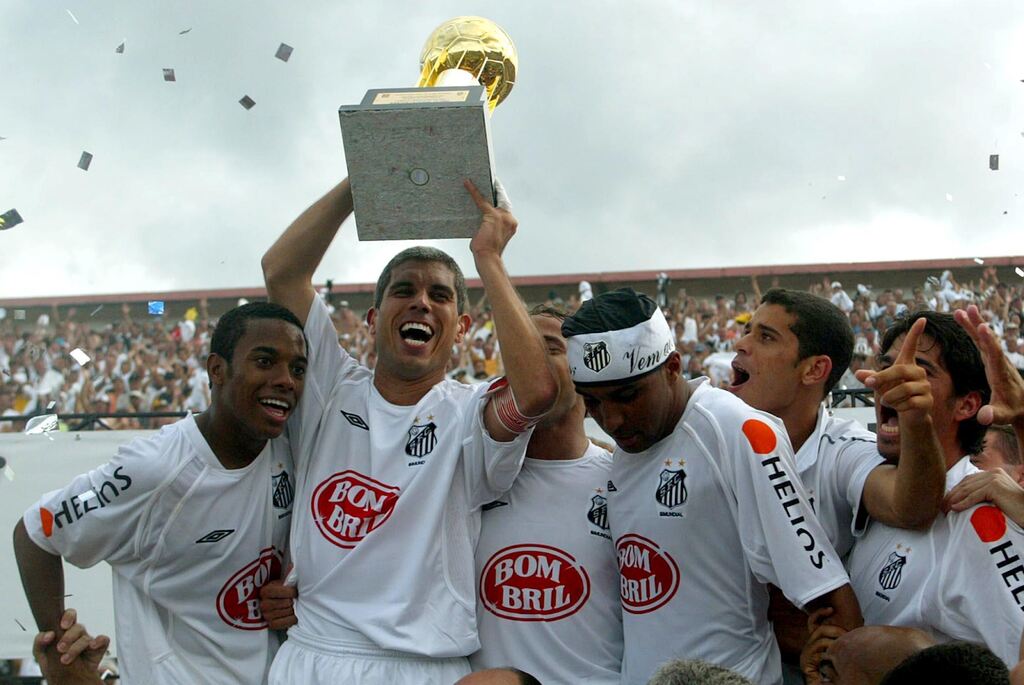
[341,410,369,430]
[588,494,609,530]
[216,546,282,630]
[482,500,509,512]
[311,470,400,548]
[272,471,294,510]
[582,341,611,373]
[972,506,1024,613]
[759,451,827,569]
[616,533,679,614]
[655,468,687,509]
[39,466,133,538]
[196,529,235,544]
[878,551,907,590]
[405,422,437,457]
[479,544,591,622]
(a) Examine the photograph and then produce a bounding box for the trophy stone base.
[339,85,496,241]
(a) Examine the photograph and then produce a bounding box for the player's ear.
[208,353,228,387]
[366,307,378,337]
[454,313,472,344]
[954,390,982,422]
[801,355,833,388]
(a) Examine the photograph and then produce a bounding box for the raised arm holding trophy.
[339,16,517,240]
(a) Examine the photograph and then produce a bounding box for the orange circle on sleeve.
[970,505,1007,544]
[40,507,54,538]
[742,419,777,455]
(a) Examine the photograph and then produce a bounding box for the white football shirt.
[848,456,1024,666]
[610,378,850,685]
[794,405,884,557]
[284,297,531,657]
[23,414,293,685]
[470,442,622,684]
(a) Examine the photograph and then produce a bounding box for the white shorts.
[269,628,471,685]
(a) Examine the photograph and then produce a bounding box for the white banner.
[0,430,153,658]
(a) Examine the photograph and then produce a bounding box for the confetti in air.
[0,209,24,230]
[1016,267,1024,279]
[148,301,165,316]
[239,95,256,110]
[275,43,293,62]
[89,304,103,317]
[78,151,93,171]
[15,620,26,632]
[115,41,125,54]
[163,68,176,82]
[179,28,192,35]
[974,258,985,265]
[66,9,79,24]
[990,154,1000,171]
[69,348,91,365]
[836,175,846,181]
[945,193,954,202]
[13,310,25,320]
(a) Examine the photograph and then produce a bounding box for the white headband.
[567,308,675,385]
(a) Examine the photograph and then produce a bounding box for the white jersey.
[610,379,850,685]
[847,456,1024,666]
[284,297,531,657]
[470,442,622,684]
[23,414,293,685]
[795,405,884,557]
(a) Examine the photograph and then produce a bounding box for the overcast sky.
[1,0,1023,298]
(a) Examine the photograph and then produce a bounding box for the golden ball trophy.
[339,16,517,240]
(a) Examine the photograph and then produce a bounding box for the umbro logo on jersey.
[617,533,679,614]
[479,544,591,621]
[272,472,293,510]
[196,529,235,544]
[341,410,369,430]
[405,422,437,457]
[878,551,907,590]
[582,341,611,373]
[482,501,509,512]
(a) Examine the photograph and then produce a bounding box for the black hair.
[880,312,990,455]
[210,302,305,367]
[511,669,542,685]
[879,642,1009,684]
[984,425,1021,466]
[530,303,569,321]
[374,247,468,314]
[760,288,854,397]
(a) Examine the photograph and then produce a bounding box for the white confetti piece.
[69,348,91,365]
[66,9,79,24]
[974,258,985,265]
[1016,267,1024,278]
[89,304,103,317]
[13,309,25,320]
[3,465,13,482]
[45,400,57,412]
[837,175,846,181]
[25,414,59,435]
[945,193,953,202]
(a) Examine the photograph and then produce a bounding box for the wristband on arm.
[485,377,542,434]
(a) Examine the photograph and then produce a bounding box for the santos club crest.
[588,494,609,531]
[406,422,437,457]
[272,471,293,510]
[878,551,907,590]
[656,469,687,509]
[583,341,611,373]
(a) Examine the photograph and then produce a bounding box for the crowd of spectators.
[2,266,1023,432]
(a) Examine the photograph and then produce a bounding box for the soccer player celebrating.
[728,289,945,676]
[561,288,862,685]
[846,310,1024,666]
[470,306,622,683]
[260,178,556,683]
[14,303,307,684]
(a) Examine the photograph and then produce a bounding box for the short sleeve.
[460,382,531,510]
[721,412,850,609]
[923,506,1024,666]
[22,437,169,569]
[835,439,885,538]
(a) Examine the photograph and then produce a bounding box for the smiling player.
[14,302,307,684]
[261,178,556,684]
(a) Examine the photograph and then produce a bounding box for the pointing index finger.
[463,179,492,211]
[895,317,927,367]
